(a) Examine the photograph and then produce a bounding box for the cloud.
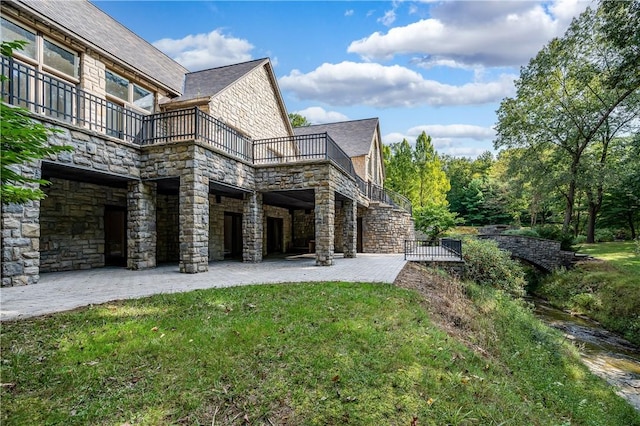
[294,107,349,124]
[153,29,253,71]
[348,0,591,67]
[378,9,397,26]
[382,124,495,144]
[279,61,516,107]
[345,9,354,17]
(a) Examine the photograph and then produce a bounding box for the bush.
[462,238,526,296]
[574,235,587,244]
[594,228,615,243]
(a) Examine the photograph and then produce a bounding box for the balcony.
[1,55,412,213]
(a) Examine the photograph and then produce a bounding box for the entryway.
[104,206,126,266]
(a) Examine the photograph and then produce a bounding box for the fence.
[404,239,463,261]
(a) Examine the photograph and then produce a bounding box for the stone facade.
[209,65,290,140]
[0,1,416,286]
[362,203,416,253]
[479,234,562,271]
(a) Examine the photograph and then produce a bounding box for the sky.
[93,0,593,158]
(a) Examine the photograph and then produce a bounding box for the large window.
[1,16,78,121]
[0,17,36,59]
[106,70,154,112]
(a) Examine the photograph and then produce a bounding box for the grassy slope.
[2,278,638,425]
[535,241,640,345]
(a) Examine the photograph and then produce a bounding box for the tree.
[413,131,450,208]
[288,113,310,128]
[384,138,416,200]
[495,3,640,235]
[1,41,72,204]
[413,203,462,242]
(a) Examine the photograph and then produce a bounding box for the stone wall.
[362,203,415,253]
[39,178,127,272]
[263,205,292,254]
[156,194,180,263]
[479,234,562,271]
[292,210,314,250]
[1,162,41,286]
[209,64,290,140]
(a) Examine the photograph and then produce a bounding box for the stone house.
[1,0,414,286]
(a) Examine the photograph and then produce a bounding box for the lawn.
[576,241,640,275]
[2,278,638,425]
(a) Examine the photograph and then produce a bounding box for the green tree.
[1,40,72,204]
[384,138,416,201]
[413,131,450,208]
[288,113,310,128]
[413,203,461,242]
[495,3,640,235]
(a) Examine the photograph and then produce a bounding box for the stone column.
[342,198,357,258]
[179,169,209,273]
[127,180,157,270]
[315,186,335,266]
[243,191,263,262]
[1,200,41,286]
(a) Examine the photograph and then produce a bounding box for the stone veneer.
[209,64,290,140]
[362,203,415,253]
[39,178,127,272]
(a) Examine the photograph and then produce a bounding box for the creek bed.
[527,297,640,411]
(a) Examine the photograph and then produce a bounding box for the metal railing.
[141,107,253,162]
[254,132,356,177]
[2,56,413,213]
[404,239,463,261]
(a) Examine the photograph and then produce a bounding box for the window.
[1,16,78,121]
[106,70,154,113]
[1,17,36,59]
[43,39,78,77]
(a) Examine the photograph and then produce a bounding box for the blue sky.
[93,0,592,158]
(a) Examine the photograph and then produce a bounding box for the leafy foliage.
[462,238,526,296]
[287,112,310,127]
[1,41,72,204]
[413,203,462,241]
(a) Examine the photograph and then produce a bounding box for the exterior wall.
[39,178,127,272]
[157,194,179,263]
[263,205,292,254]
[1,162,41,286]
[209,65,290,140]
[293,209,314,250]
[209,196,243,261]
[362,203,415,253]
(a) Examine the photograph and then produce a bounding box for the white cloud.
[378,9,397,26]
[294,107,349,124]
[153,29,253,71]
[406,124,496,141]
[280,62,516,107]
[348,0,592,67]
[345,9,354,17]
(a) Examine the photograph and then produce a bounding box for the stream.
[527,297,640,411]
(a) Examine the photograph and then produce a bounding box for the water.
[528,297,640,411]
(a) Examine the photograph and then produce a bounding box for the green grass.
[535,241,640,345]
[2,281,638,425]
[576,241,640,275]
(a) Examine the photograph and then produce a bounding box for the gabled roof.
[11,0,188,95]
[180,58,268,101]
[293,118,380,158]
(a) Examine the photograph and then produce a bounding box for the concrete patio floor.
[0,253,407,321]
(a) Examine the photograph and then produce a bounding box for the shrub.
[573,235,587,244]
[594,228,615,243]
[462,238,526,297]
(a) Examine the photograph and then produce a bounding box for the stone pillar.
[243,191,263,262]
[127,180,157,270]
[179,169,209,273]
[1,200,41,286]
[342,198,357,258]
[315,186,335,266]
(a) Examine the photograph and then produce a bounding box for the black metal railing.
[254,133,356,176]
[141,107,253,162]
[2,56,413,213]
[404,239,463,261]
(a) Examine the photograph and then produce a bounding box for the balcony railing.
[404,239,463,261]
[1,56,412,213]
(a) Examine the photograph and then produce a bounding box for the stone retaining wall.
[362,203,415,253]
[479,234,561,271]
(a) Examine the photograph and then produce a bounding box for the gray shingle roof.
[12,0,188,95]
[293,118,379,158]
[180,58,268,100]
